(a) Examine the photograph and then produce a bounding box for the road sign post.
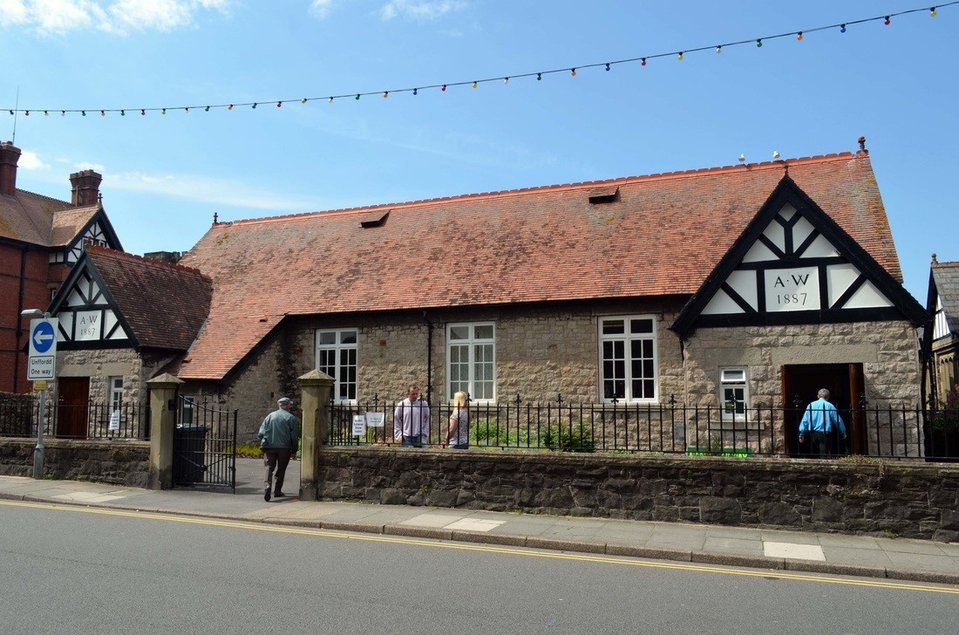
[27,317,58,480]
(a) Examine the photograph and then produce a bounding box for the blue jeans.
[401,435,425,447]
[450,443,469,450]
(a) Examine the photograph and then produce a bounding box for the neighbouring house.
[0,141,121,394]
[43,245,212,437]
[923,256,959,407]
[145,139,927,452]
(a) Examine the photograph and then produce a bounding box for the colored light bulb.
[605,63,610,71]
[205,106,210,112]
[301,98,307,104]
[252,103,257,109]
[678,51,684,60]
[161,108,166,115]
[840,24,846,33]
[884,16,890,25]
[24,111,29,116]
[931,7,937,17]
[641,58,646,66]
[536,73,542,80]
[140,109,145,115]
[82,110,86,116]
[570,68,576,77]
[504,77,509,84]
[441,85,447,91]
[120,110,124,116]
[797,32,803,41]
[100,110,105,116]
[355,94,360,100]
[756,39,762,47]
[277,101,282,107]
[383,91,388,98]
[716,45,722,54]
[413,88,418,95]
[472,81,477,88]
[228,104,233,110]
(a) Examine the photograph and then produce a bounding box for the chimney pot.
[0,141,21,196]
[70,169,103,207]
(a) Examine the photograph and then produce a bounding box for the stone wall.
[0,437,149,487]
[315,448,959,542]
[683,320,923,408]
[58,347,178,409]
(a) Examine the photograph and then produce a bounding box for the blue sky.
[1,0,956,301]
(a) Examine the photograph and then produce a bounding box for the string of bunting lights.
[5,2,956,118]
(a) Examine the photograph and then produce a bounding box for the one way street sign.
[28,317,58,380]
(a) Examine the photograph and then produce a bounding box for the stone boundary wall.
[0,438,149,487]
[316,448,959,542]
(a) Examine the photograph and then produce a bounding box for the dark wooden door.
[782,364,861,456]
[57,377,90,439]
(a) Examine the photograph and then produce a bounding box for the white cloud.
[110,170,317,211]
[17,150,49,170]
[379,0,466,22]
[308,0,334,19]
[0,0,231,35]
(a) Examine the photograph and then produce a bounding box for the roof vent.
[360,211,390,228]
[588,186,619,204]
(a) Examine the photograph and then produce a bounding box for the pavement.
[2,458,958,586]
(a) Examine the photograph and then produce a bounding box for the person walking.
[393,385,430,447]
[258,397,300,501]
[799,388,847,457]
[446,391,470,449]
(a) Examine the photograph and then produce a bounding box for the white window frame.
[720,367,749,422]
[109,376,123,412]
[447,323,496,403]
[315,328,358,403]
[598,315,658,403]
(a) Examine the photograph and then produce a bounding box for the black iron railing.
[327,398,959,461]
[0,400,150,440]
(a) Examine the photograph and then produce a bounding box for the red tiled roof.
[0,189,77,245]
[176,151,901,380]
[85,245,212,351]
[50,206,100,247]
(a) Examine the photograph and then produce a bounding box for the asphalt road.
[1,502,955,635]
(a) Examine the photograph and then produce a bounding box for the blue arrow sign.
[32,321,55,354]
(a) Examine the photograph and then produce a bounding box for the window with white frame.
[181,396,195,425]
[109,376,123,412]
[599,316,657,402]
[720,368,749,421]
[448,323,495,402]
[316,329,357,402]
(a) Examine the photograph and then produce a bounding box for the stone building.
[923,256,959,407]
[0,141,121,394]
[153,141,927,449]
[45,245,211,437]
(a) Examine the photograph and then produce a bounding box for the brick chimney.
[0,141,21,196]
[70,169,102,207]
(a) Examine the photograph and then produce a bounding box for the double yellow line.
[3,499,957,595]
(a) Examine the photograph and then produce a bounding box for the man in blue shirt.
[799,388,847,457]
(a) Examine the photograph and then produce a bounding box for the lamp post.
[21,308,51,480]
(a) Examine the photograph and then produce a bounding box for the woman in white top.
[447,391,470,449]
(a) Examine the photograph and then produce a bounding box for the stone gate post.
[147,374,183,490]
[298,369,333,501]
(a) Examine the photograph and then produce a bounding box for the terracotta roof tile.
[177,151,901,380]
[85,245,212,351]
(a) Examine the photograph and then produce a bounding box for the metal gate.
[173,396,237,492]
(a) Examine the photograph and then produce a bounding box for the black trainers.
[264,487,271,502]
[274,492,285,498]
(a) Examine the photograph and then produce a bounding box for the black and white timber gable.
[672,175,927,336]
[48,250,133,349]
[50,211,123,265]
